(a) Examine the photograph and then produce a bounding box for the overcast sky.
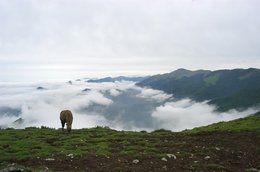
[0,0,260,82]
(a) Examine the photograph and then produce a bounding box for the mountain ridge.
[87,76,149,83]
[137,68,260,111]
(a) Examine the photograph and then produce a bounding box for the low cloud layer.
[0,81,259,131]
[152,100,258,131]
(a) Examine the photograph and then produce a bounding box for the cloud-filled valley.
[0,81,259,131]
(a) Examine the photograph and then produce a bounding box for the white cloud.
[109,89,121,97]
[0,81,259,131]
[137,88,171,102]
[152,100,259,131]
[0,81,115,129]
[0,115,18,128]
[85,90,113,106]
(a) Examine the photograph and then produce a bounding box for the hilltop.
[87,76,149,83]
[137,68,260,111]
[0,112,259,171]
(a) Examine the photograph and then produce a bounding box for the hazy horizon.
[1,67,259,83]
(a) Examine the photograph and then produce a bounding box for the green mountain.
[137,68,260,111]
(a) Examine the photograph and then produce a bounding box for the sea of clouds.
[0,80,259,131]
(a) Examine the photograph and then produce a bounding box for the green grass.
[183,112,260,133]
[0,113,260,162]
[0,126,161,161]
[206,163,226,170]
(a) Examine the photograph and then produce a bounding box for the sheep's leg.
[67,124,71,133]
[61,121,65,131]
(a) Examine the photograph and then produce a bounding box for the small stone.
[189,154,194,158]
[161,157,167,162]
[1,167,22,172]
[45,158,55,161]
[204,156,210,160]
[66,153,74,158]
[245,168,260,172]
[215,147,220,151]
[133,159,139,164]
[162,165,167,169]
[194,161,199,163]
[166,154,177,159]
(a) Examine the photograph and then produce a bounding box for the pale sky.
[0,0,260,82]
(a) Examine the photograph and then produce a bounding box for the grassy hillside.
[137,68,260,111]
[184,111,260,133]
[0,114,260,171]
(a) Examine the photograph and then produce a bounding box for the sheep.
[60,110,73,133]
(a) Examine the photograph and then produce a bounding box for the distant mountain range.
[137,68,260,111]
[87,76,149,83]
